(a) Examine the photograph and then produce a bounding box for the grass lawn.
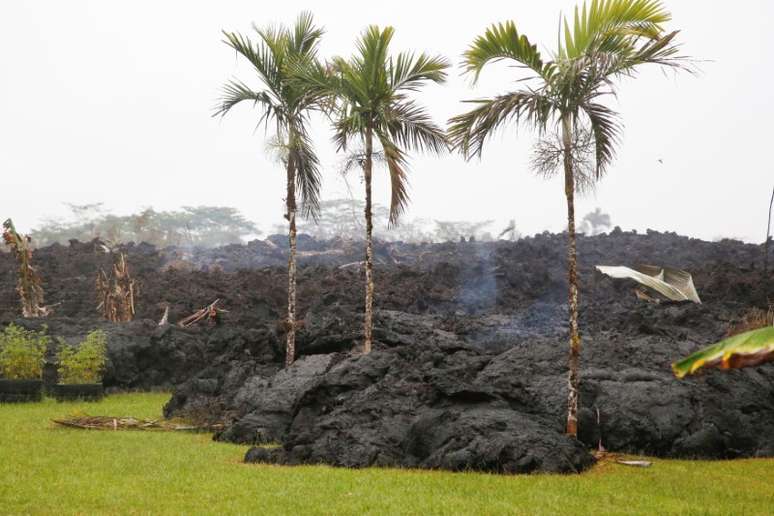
[1,393,773,515]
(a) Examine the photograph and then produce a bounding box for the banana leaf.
[596,265,701,303]
[672,326,774,379]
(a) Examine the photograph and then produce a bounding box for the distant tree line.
[28,199,611,248]
[272,198,508,243]
[30,204,259,248]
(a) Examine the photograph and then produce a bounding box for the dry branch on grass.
[178,299,227,328]
[592,450,653,468]
[96,252,136,322]
[2,219,50,318]
[52,414,222,432]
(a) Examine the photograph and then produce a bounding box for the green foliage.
[558,0,670,59]
[298,25,449,225]
[673,326,774,379]
[216,11,325,219]
[30,205,259,248]
[57,330,108,384]
[449,0,690,180]
[0,324,49,380]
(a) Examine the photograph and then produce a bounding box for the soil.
[0,229,772,473]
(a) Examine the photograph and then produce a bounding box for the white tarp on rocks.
[596,265,702,304]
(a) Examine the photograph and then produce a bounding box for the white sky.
[1,1,772,242]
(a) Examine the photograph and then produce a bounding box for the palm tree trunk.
[765,186,774,277]
[363,127,375,354]
[285,155,298,368]
[562,113,581,437]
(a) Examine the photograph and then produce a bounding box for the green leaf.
[672,326,774,379]
[559,0,671,58]
[461,21,549,82]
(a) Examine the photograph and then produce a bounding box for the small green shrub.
[0,324,49,380]
[57,330,108,384]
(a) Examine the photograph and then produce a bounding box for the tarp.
[595,264,701,304]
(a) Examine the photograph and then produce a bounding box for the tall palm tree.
[448,0,690,436]
[301,26,449,353]
[215,12,324,367]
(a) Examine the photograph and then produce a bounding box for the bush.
[57,331,108,384]
[0,324,49,380]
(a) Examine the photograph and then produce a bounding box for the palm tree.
[448,0,690,436]
[301,26,449,353]
[215,12,324,367]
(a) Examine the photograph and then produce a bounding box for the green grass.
[1,393,773,515]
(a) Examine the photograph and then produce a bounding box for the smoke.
[456,242,497,314]
[578,208,612,236]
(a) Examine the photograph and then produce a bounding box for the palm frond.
[289,11,324,58]
[560,0,671,58]
[289,128,322,220]
[391,52,449,92]
[290,58,340,109]
[214,80,278,122]
[386,99,448,154]
[253,22,287,66]
[580,101,621,178]
[340,148,386,175]
[332,111,364,152]
[462,21,551,82]
[605,30,693,77]
[354,26,393,104]
[448,90,554,158]
[375,133,410,227]
[222,30,282,98]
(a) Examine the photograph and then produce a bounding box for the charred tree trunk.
[562,113,581,437]
[285,153,298,367]
[96,252,136,322]
[2,219,49,318]
[363,126,375,354]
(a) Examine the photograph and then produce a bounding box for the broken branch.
[178,299,227,328]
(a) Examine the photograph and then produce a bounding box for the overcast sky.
[1,1,772,242]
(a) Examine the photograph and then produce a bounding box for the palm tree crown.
[215,11,324,218]
[303,25,449,224]
[449,0,690,177]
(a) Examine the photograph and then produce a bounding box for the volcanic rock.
[0,231,772,473]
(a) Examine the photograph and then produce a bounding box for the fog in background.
[1,1,772,244]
